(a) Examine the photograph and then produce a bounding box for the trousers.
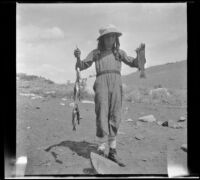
[93,72,122,138]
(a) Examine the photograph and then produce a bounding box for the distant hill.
[17,61,187,105]
[17,73,93,100]
[122,60,187,90]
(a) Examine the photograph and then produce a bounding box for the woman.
[74,24,146,166]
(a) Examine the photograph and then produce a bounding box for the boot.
[97,143,107,158]
[108,148,126,167]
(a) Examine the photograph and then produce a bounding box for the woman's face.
[103,33,116,49]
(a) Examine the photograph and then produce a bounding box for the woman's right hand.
[74,48,81,59]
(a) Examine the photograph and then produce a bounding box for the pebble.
[169,137,175,140]
[141,159,147,162]
[181,144,187,152]
[157,121,163,126]
[138,115,156,123]
[162,121,168,127]
[171,123,184,129]
[125,118,134,122]
[135,134,145,140]
[178,116,186,122]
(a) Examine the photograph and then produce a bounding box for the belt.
[96,70,121,77]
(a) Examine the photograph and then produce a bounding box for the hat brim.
[97,32,122,40]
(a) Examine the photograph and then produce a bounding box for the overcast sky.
[17,3,187,84]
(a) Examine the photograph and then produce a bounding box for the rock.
[81,100,94,104]
[60,103,65,106]
[46,118,48,121]
[125,118,134,122]
[162,121,168,127]
[36,107,40,109]
[62,98,67,101]
[138,115,156,122]
[135,134,145,140]
[157,121,163,126]
[27,126,31,129]
[181,144,187,152]
[178,116,186,122]
[141,158,147,161]
[173,123,184,129]
[31,96,43,100]
[158,120,184,129]
[169,137,175,140]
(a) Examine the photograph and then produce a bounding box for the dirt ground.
[17,93,187,176]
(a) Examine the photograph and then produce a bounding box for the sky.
[17,3,187,84]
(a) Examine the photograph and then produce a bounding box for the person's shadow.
[44,140,99,174]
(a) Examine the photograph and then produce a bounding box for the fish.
[72,53,81,131]
[136,43,146,78]
[72,103,80,131]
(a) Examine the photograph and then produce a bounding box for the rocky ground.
[17,92,187,176]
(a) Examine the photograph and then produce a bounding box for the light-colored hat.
[97,24,122,40]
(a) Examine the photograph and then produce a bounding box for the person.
[74,24,146,167]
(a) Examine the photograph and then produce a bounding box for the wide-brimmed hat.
[97,24,122,40]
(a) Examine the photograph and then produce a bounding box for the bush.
[44,79,54,84]
[154,84,162,89]
[19,75,38,81]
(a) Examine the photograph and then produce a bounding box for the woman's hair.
[96,34,121,61]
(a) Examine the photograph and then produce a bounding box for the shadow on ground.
[44,140,99,174]
[44,140,99,159]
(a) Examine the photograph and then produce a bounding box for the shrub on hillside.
[153,84,163,89]
[44,79,55,84]
[19,74,38,81]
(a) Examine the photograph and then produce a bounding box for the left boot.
[108,148,126,167]
[97,143,107,158]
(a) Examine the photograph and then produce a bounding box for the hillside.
[122,60,187,90]
[17,73,93,100]
[17,60,187,106]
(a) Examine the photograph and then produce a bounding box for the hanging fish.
[136,43,146,78]
[72,103,80,131]
[72,46,81,131]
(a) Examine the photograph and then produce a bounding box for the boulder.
[138,115,156,123]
